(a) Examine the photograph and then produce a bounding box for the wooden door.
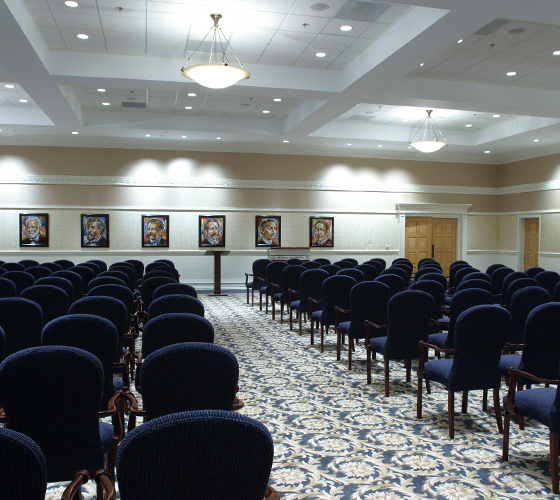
[524,218,539,270]
[405,217,457,275]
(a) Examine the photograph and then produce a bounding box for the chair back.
[491,266,514,296]
[486,263,506,276]
[265,261,288,292]
[0,325,5,362]
[139,343,238,417]
[249,259,271,291]
[336,268,364,282]
[355,263,379,281]
[51,270,83,302]
[503,277,539,308]
[418,258,438,268]
[0,297,43,356]
[87,259,108,273]
[153,283,198,299]
[507,286,550,344]
[320,275,356,326]
[154,259,175,268]
[369,258,386,270]
[42,314,118,409]
[20,285,69,325]
[0,345,106,481]
[313,258,330,266]
[52,260,73,270]
[381,266,408,283]
[141,276,176,311]
[145,262,171,274]
[149,294,205,319]
[333,260,353,269]
[99,270,131,289]
[374,273,405,296]
[0,276,17,298]
[3,271,35,294]
[24,266,52,280]
[391,263,412,282]
[35,277,74,304]
[319,264,341,276]
[77,262,101,276]
[383,290,434,359]
[88,284,134,318]
[68,266,95,294]
[408,280,445,319]
[449,305,511,391]
[285,258,303,265]
[414,266,442,281]
[347,281,391,339]
[302,260,321,269]
[500,271,528,302]
[417,272,447,289]
[18,259,40,269]
[117,410,274,500]
[142,313,214,358]
[280,265,306,303]
[448,263,471,287]
[0,427,47,500]
[124,259,144,280]
[88,276,127,291]
[535,270,560,296]
[0,262,25,271]
[455,279,492,293]
[142,269,178,282]
[109,266,136,291]
[462,271,491,283]
[525,266,545,278]
[298,269,329,313]
[454,267,479,286]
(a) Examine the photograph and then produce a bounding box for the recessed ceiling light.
[102,102,110,106]
[316,52,326,58]
[145,134,150,137]
[4,84,14,89]
[309,3,329,11]
[19,99,27,103]
[182,135,186,138]
[457,39,463,43]
[71,131,79,134]
[402,119,409,122]
[419,63,424,66]
[185,106,192,109]
[188,93,196,97]
[262,110,270,114]
[509,28,525,35]
[65,0,78,6]
[506,71,516,76]
[77,33,89,39]
[217,137,221,140]
[347,143,352,146]
[408,146,412,149]
[465,124,472,127]
[493,114,500,118]
[274,98,281,102]
[378,144,382,147]
[97,88,106,92]
[283,140,289,143]
[534,139,539,142]
[484,151,491,154]
[554,50,560,56]
[340,25,352,32]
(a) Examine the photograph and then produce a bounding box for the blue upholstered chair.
[367,290,434,396]
[88,259,108,273]
[0,297,43,356]
[0,276,17,298]
[369,257,386,270]
[18,259,39,269]
[506,286,550,346]
[486,263,506,276]
[342,257,359,266]
[45,261,67,271]
[24,266,52,280]
[0,345,120,481]
[374,273,405,297]
[355,263,379,281]
[125,259,145,283]
[274,265,305,323]
[99,270,131,290]
[20,284,69,326]
[313,258,330,266]
[245,258,271,306]
[414,266,443,281]
[500,271,528,305]
[333,260,353,269]
[153,282,198,299]
[107,266,136,291]
[0,262,25,272]
[148,294,205,319]
[77,261,101,276]
[68,265,95,294]
[391,263,412,283]
[117,410,279,500]
[380,266,408,283]
[302,260,321,270]
[51,270,83,302]
[491,266,514,302]
[454,278,492,293]
[289,268,329,334]
[336,281,391,370]
[462,271,491,283]
[142,269,177,282]
[417,305,512,438]
[525,266,545,278]
[408,279,446,324]
[417,272,447,290]
[2,270,35,294]
[502,277,539,309]
[35,276,74,305]
[88,275,127,291]
[140,276,176,314]
[336,268,364,283]
[502,364,560,493]
[260,261,287,313]
[285,258,303,265]
[535,270,560,296]
[318,264,341,276]
[129,342,239,427]
[310,275,356,352]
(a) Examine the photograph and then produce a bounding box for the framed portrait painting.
[19,213,49,247]
[81,214,109,247]
[199,215,225,247]
[142,215,169,247]
[255,216,281,247]
[310,216,334,247]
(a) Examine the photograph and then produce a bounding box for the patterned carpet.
[44,293,557,499]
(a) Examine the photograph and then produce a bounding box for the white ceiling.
[2,0,560,164]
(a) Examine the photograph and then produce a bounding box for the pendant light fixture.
[410,110,448,153]
[181,14,250,89]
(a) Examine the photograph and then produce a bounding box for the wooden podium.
[205,250,230,296]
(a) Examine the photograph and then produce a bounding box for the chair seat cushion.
[273,292,282,302]
[504,387,556,426]
[338,321,350,336]
[498,354,521,375]
[423,358,453,387]
[99,422,114,453]
[311,311,322,322]
[291,300,301,310]
[113,377,124,392]
[428,332,448,348]
[369,336,387,354]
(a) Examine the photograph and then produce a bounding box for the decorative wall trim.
[467,249,517,255]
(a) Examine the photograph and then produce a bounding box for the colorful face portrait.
[200,216,225,247]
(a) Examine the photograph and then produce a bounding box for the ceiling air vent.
[121,101,146,109]
[335,1,390,22]
[473,19,510,36]
[347,114,372,121]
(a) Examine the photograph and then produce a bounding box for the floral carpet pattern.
[45,293,557,499]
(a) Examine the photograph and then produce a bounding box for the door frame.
[518,215,540,271]
[396,203,471,261]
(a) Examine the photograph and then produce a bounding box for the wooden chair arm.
[334,306,351,314]
[93,470,116,500]
[308,297,322,304]
[364,320,388,329]
[244,273,253,286]
[257,277,267,286]
[418,341,456,356]
[505,367,560,413]
[0,408,6,423]
[61,471,90,500]
[287,288,300,295]
[508,367,560,386]
[504,342,526,352]
[265,484,280,500]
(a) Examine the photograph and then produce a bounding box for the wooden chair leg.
[493,387,503,434]
[384,358,390,397]
[405,358,411,382]
[271,297,275,319]
[482,389,488,411]
[519,415,525,430]
[336,329,341,361]
[348,338,354,370]
[448,390,455,439]
[280,303,284,324]
[417,372,423,418]
[551,431,560,494]
[502,409,511,461]
[310,318,314,345]
[251,288,255,306]
[366,349,372,384]
[320,324,325,353]
[462,391,468,413]
[289,307,293,330]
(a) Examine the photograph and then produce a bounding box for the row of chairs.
[0,258,279,499]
